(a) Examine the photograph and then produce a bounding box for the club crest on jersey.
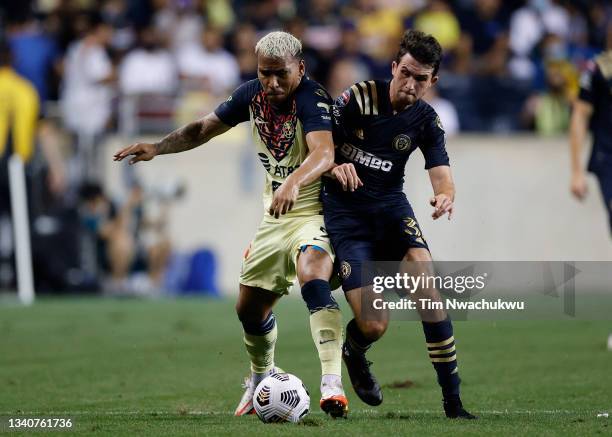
[340,261,352,280]
[392,134,411,152]
[282,120,295,139]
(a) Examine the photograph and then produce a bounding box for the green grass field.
[1,296,610,436]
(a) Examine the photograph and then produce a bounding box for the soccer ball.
[253,373,310,423]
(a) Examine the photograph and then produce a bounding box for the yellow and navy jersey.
[578,51,612,173]
[324,79,448,207]
[0,67,39,162]
[215,77,332,218]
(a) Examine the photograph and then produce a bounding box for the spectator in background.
[153,0,204,51]
[458,0,508,58]
[231,22,258,81]
[285,17,329,82]
[79,182,137,294]
[326,58,370,100]
[60,11,115,137]
[6,13,61,105]
[6,12,67,197]
[522,59,578,136]
[177,25,239,94]
[236,0,283,31]
[456,0,510,76]
[79,182,171,295]
[414,0,461,52]
[508,0,570,81]
[119,25,178,96]
[101,0,136,54]
[423,87,460,137]
[299,0,342,52]
[333,20,380,79]
[349,0,406,63]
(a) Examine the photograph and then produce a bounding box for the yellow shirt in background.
[0,67,39,162]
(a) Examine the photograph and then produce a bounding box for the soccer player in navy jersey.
[114,31,348,418]
[570,49,612,236]
[322,30,475,419]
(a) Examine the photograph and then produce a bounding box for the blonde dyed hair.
[255,31,302,59]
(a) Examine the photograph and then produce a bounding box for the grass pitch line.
[0,409,598,416]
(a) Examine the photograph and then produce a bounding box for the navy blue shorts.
[324,200,429,292]
[595,170,612,234]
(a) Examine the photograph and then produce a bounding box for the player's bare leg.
[343,286,388,406]
[297,246,348,418]
[234,284,281,416]
[400,247,476,419]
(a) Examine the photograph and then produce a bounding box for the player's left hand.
[430,194,454,220]
[269,179,300,218]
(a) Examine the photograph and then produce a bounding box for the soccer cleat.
[443,396,477,419]
[320,378,348,419]
[234,367,283,416]
[342,341,383,406]
[234,375,256,416]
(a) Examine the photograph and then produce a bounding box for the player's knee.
[300,279,338,313]
[236,305,276,335]
[360,320,388,341]
[297,246,332,284]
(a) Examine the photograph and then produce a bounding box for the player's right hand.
[113,142,158,165]
[331,163,363,192]
[269,179,300,219]
[570,172,588,200]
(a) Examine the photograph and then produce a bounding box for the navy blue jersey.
[323,80,449,208]
[214,77,332,217]
[578,51,612,174]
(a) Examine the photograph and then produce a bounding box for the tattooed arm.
[113,112,231,165]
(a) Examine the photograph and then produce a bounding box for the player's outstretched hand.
[113,142,157,165]
[269,179,299,219]
[570,172,588,200]
[430,194,453,220]
[331,163,363,192]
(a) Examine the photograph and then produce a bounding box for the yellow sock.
[310,308,343,376]
[243,323,277,374]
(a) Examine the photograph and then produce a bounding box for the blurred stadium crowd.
[0,0,611,296]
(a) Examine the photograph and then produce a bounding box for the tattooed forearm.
[154,120,206,155]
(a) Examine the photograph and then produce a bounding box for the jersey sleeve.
[420,112,450,169]
[295,80,333,134]
[578,60,600,105]
[331,87,361,144]
[214,80,257,126]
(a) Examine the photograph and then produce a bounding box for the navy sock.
[240,311,276,336]
[422,318,461,398]
[346,318,373,353]
[300,279,339,313]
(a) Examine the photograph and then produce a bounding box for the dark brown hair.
[395,29,443,76]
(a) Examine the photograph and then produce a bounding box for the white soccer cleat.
[234,367,283,417]
[319,375,348,418]
[234,375,256,416]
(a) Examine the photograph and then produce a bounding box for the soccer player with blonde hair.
[114,31,347,418]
